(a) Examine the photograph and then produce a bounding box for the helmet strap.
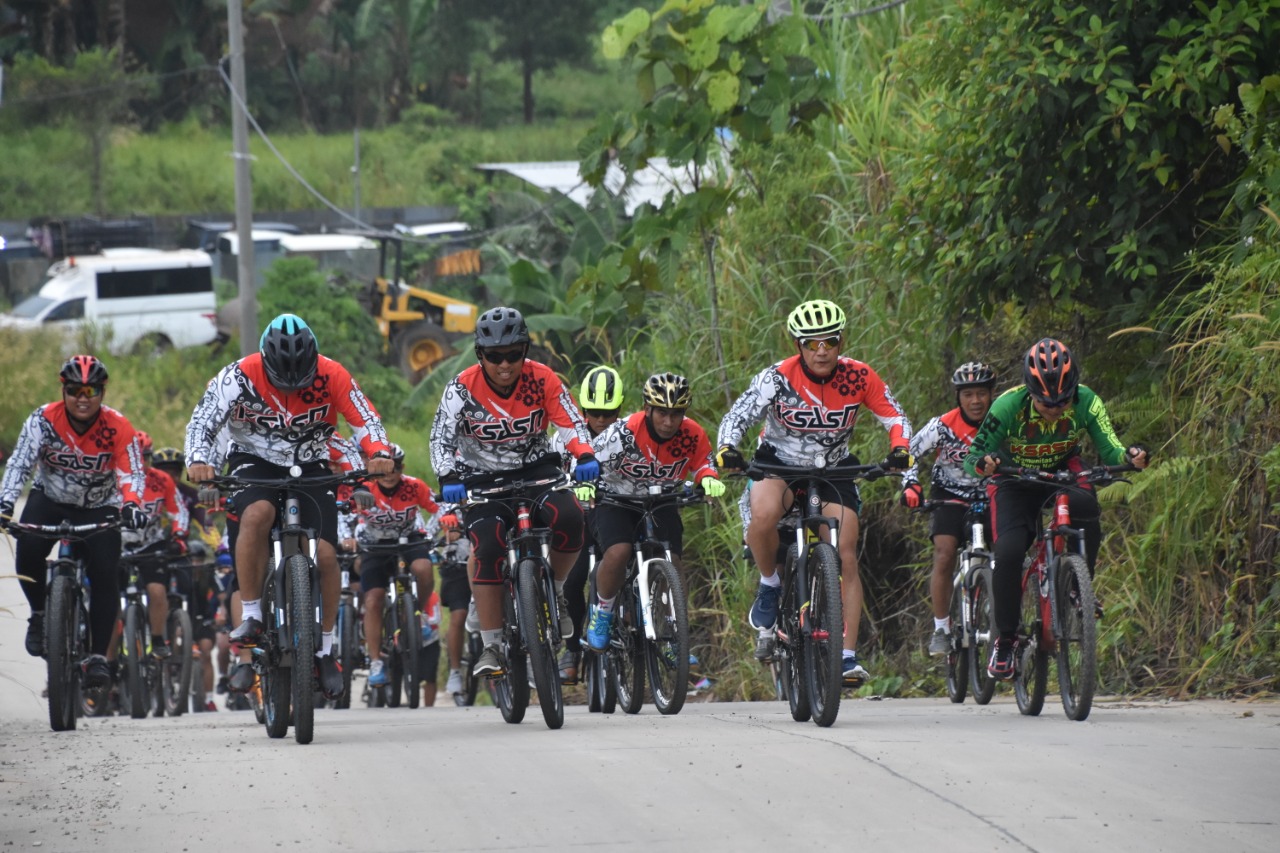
[796,346,835,384]
[643,409,675,444]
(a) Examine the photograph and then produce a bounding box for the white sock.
[554,578,565,596]
[241,598,262,622]
[760,573,781,588]
[481,629,502,646]
[318,631,334,657]
[843,649,856,660]
[596,594,616,614]
[935,617,950,632]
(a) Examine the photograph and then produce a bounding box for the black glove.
[122,503,150,531]
[881,447,913,471]
[351,488,376,510]
[715,445,746,472]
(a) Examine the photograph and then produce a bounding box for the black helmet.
[951,361,996,389]
[259,313,319,392]
[153,447,185,468]
[59,354,109,386]
[1023,338,1079,407]
[474,307,530,349]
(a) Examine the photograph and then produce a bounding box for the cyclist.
[582,372,723,649]
[905,362,997,655]
[437,513,474,699]
[552,365,625,683]
[965,338,1149,680]
[120,431,190,660]
[419,588,444,707]
[184,313,394,700]
[352,443,440,690]
[0,355,149,688]
[715,299,914,686]
[429,306,599,678]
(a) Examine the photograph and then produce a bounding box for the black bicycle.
[115,547,169,719]
[2,517,120,732]
[590,483,704,716]
[464,472,573,730]
[360,536,426,709]
[742,459,887,728]
[916,498,996,705]
[333,550,360,709]
[203,467,367,743]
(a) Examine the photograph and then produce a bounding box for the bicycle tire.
[46,575,81,732]
[385,600,403,708]
[779,546,810,723]
[123,603,149,720]
[286,554,317,744]
[494,584,529,724]
[189,650,205,713]
[459,631,483,707]
[162,609,194,717]
[402,594,422,710]
[945,573,969,704]
[1014,566,1048,716]
[968,566,997,705]
[803,543,843,728]
[518,559,564,729]
[335,600,357,709]
[644,560,689,716]
[1054,554,1098,721]
[584,570,616,714]
[262,561,292,739]
[611,582,645,715]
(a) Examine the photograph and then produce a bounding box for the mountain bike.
[203,467,368,743]
[464,472,573,730]
[916,498,996,705]
[454,599,487,707]
[742,459,888,728]
[115,547,166,719]
[360,536,425,709]
[997,463,1135,721]
[153,548,198,717]
[2,517,121,732]
[333,550,360,710]
[581,546,615,713]
[592,484,704,716]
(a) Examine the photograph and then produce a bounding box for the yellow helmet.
[786,299,846,339]
[642,372,692,409]
[580,366,623,411]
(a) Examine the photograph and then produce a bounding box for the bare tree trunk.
[702,231,733,408]
[107,0,126,60]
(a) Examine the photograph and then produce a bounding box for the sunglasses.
[583,408,619,419]
[800,336,842,352]
[480,348,526,365]
[64,384,103,399]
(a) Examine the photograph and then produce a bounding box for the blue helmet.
[259,314,319,392]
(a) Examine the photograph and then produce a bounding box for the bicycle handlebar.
[1,518,122,538]
[464,473,572,501]
[593,483,707,511]
[740,459,891,482]
[201,469,372,491]
[992,463,1137,484]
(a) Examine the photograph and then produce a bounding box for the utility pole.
[228,0,257,356]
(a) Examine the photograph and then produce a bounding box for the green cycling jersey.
[963,384,1127,475]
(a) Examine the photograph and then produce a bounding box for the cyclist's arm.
[687,422,719,486]
[0,408,44,508]
[716,366,776,450]
[114,419,146,506]
[163,474,189,536]
[331,366,392,459]
[963,396,1014,477]
[429,378,466,480]
[184,367,237,467]
[859,365,912,451]
[905,415,944,488]
[1078,386,1128,467]
[544,370,593,459]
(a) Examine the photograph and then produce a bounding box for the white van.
[216,230,379,289]
[0,249,218,353]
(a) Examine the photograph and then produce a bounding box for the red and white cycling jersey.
[185,353,390,468]
[716,355,911,467]
[122,467,189,550]
[430,360,592,479]
[909,407,983,501]
[1,402,145,509]
[352,475,440,543]
[592,412,717,497]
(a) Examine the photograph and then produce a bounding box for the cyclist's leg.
[467,506,509,633]
[540,487,585,582]
[233,499,275,619]
[1067,489,1103,573]
[439,563,470,673]
[822,502,861,653]
[360,553,391,664]
[409,556,435,607]
[81,515,123,656]
[745,478,790,580]
[990,482,1038,637]
[13,490,60,622]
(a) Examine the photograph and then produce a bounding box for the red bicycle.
[997,463,1135,721]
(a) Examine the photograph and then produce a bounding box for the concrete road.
[2,552,1278,853]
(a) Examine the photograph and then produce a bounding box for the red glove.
[900,483,923,508]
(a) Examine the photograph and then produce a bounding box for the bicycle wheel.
[494,584,529,724]
[122,603,149,720]
[458,631,483,707]
[803,543,844,728]
[45,575,81,732]
[1014,566,1048,716]
[189,650,205,713]
[335,600,357,709]
[161,609,194,717]
[610,583,645,715]
[583,570,616,714]
[517,559,564,729]
[945,571,969,704]
[286,554,317,744]
[643,560,690,716]
[778,546,810,723]
[968,566,997,705]
[1054,554,1098,721]
[401,594,421,710]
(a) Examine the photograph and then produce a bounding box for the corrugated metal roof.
[475,158,702,216]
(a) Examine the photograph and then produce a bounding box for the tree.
[882,0,1280,313]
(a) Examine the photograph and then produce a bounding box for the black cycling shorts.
[226,455,339,548]
[358,540,433,593]
[592,501,683,557]
[755,444,862,514]
[439,562,470,612]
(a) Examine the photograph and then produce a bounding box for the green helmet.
[786,299,846,339]
[580,366,623,410]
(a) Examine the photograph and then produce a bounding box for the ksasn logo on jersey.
[776,403,860,433]
[466,410,546,443]
[42,448,113,472]
[618,457,687,480]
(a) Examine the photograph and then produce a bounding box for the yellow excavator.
[350,230,481,382]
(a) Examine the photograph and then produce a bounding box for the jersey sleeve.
[687,422,718,485]
[332,366,391,458]
[1082,389,1128,466]
[964,395,1015,476]
[860,366,912,449]
[717,366,777,449]
[164,477,189,535]
[0,408,43,507]
[114,424,146,506]
[429,378,466,479]
[545,374,593,459]
[185,366,238,466]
